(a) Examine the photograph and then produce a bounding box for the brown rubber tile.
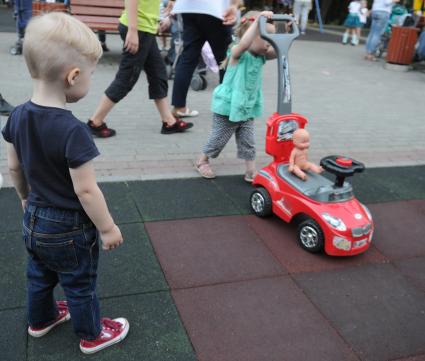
[172,276,360,361]
[393,355,425,361]
[246,215,388,274]
[369,200,425,260]
[145,216,286,289]
[395,256,425,292]
[295,263,425,361]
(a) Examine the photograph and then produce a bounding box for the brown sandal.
[195,161,216,179]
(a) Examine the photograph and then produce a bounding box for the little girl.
[342,0,362,45]
[196,11,276,182]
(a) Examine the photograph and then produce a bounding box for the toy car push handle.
[259,15,299,115]
[320,156,365,188]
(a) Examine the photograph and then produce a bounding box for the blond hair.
[23,12,102,81]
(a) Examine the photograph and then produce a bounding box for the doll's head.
[292,129,310,150]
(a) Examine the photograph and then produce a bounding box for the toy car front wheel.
[297,218,324,253]
[250,187,272,217]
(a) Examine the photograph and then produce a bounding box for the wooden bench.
[70,0,124,32]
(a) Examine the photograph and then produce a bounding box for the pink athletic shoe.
[28,301,71,337]
[79,317,129,354]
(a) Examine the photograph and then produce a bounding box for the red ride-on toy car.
[250,16,374,256]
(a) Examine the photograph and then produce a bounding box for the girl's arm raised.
[230,11,273,63]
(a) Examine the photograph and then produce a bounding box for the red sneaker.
[28,301,71,337]
[87,120,116,138]
[161,118,193,134]
[79,317,129,354]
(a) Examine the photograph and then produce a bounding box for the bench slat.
[71,0,124,8]
[71,5,122,17]
[74,15,119,25]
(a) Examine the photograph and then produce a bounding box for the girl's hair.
[220,11,261,69]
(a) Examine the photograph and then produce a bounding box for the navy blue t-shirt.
[1,101,99,210]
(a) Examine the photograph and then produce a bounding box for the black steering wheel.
[320,155,365,187]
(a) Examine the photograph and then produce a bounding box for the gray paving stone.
[0,307,27,361]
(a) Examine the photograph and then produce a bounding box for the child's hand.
[124,29,139,54]
[100,224,124,251]
[259,11,274,20]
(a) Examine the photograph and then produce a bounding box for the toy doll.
[288,128,323,180]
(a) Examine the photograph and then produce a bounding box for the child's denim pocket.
[35,238,79,273]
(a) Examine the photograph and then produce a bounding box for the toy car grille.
[352,223,371,237]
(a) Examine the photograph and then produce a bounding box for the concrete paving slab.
[173,276,360,361]
[27,292,196,361]
[128,178,240,221]
[246,215,388,274]
[0,231,26,309]
[369,200,425,260]
[295,264,425,361]
[393,355,425,361]
[145,216,285,289]
[1,29,424,185]
[0,307,28,361]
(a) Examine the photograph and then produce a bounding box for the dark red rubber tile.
[369,200,425,260]
[246,215,387,273]
[295,264,425,361]
[395,256,425,292]
[173,276,360,361]
[145,216,285,289]
[394,355,425,361]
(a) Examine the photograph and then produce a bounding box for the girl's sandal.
[196,161,216,179]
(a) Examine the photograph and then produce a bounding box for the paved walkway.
[1,29,424,186]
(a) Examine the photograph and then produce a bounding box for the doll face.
[293,129,310,150]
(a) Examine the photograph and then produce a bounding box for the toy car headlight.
[322,213,347,232]
[360,203,372,221]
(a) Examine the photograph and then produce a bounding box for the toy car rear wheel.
[250,187,272,217]
[297,218,324,253]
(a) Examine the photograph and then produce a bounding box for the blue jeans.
[23,205,101,340]
[366,10,390,55]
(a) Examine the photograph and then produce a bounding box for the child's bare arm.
[288,148,296,171]
[70,161,123,250]
[124,0,139,54]
[231,11,273,62]
[6,142,29,205]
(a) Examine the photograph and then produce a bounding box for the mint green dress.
[211,50,266,122]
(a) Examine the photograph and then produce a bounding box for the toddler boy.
[1,12,129,354]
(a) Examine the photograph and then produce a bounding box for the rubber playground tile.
[0,187,23,233]
[145,216,285,289]
[294,263,425,361]
[0,231,27,309]
[99,182,142,224]
[351,166,425,204]
[128,178,240,221]
[27,292,196,361]
[173,276,360,361]
[212,175,256,214]
[246,215,387,274]
[368,200,425,260]
[96,223,168,298]
[0,308,27,361]
[395,256,425,293]
[394,355,425,361]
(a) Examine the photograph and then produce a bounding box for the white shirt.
[172,0,230,19]
[348,1,361,14]
[359,7,368,23]
[372,0,394,13]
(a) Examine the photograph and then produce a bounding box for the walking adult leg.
[172,14,205,114]
[292,1,302,31]
[89,25,153,137]
[300,2,310,34]
[204,15,233,82]
[366,11,389,57]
